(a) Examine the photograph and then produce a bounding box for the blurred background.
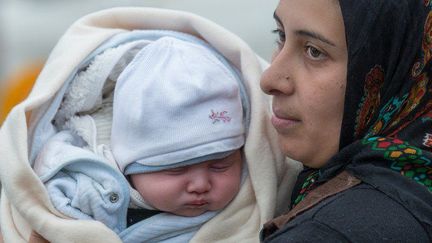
[0,0,279,123]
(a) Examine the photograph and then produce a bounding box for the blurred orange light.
[0,62,42,124]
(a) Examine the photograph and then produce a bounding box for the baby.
[5,7,297,243]
[110,36,246,226]
[31,33,248,242]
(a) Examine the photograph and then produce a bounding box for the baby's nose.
[186,174,211,194]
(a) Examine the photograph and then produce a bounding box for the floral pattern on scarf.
[363,137,432,190]
[354,65,385,137]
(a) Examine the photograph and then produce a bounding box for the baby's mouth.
[187,200,209,207]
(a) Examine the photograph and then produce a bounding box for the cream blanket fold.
[0,7,301,243]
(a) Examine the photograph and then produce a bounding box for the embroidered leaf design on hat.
[209,110,231,124]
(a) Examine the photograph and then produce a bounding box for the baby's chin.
[170,207,216,217]
[165,201,230,217]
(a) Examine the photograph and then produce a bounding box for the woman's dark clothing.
[262,0,432,241]
[264,183,429,242]
[263,173,430,242]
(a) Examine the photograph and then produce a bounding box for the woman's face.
[260,0,348,168]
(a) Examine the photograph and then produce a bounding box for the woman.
[261,0,432,241]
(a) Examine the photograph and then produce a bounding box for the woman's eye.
[305,45,326,60]
[272,29,286,47]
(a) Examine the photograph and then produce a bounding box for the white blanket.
[0,7,301,243]
[33,30,241,243]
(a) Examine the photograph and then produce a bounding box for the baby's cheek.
[220,178,241,206]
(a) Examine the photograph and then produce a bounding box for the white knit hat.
[111,36,245,174]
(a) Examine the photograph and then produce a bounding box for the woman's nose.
[186,173,211,194]
[260,51,295,96]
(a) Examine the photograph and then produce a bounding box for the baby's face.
[130,149,243,217]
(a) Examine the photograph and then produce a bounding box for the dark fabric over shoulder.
[264,220,350,243]
[262,171,360,238]
[264,184,430,243]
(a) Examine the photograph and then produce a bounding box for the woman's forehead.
[274,0,345,47]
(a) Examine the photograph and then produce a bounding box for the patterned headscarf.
[293,0,432,231]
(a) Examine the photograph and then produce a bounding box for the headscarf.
[293,0,432,233]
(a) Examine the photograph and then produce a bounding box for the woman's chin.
[278,137,301,161]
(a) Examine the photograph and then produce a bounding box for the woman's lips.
[271,113,300,131]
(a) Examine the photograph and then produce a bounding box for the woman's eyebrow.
[273,12,336,47]
[273,12,283,27]
[295,30,336,47]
